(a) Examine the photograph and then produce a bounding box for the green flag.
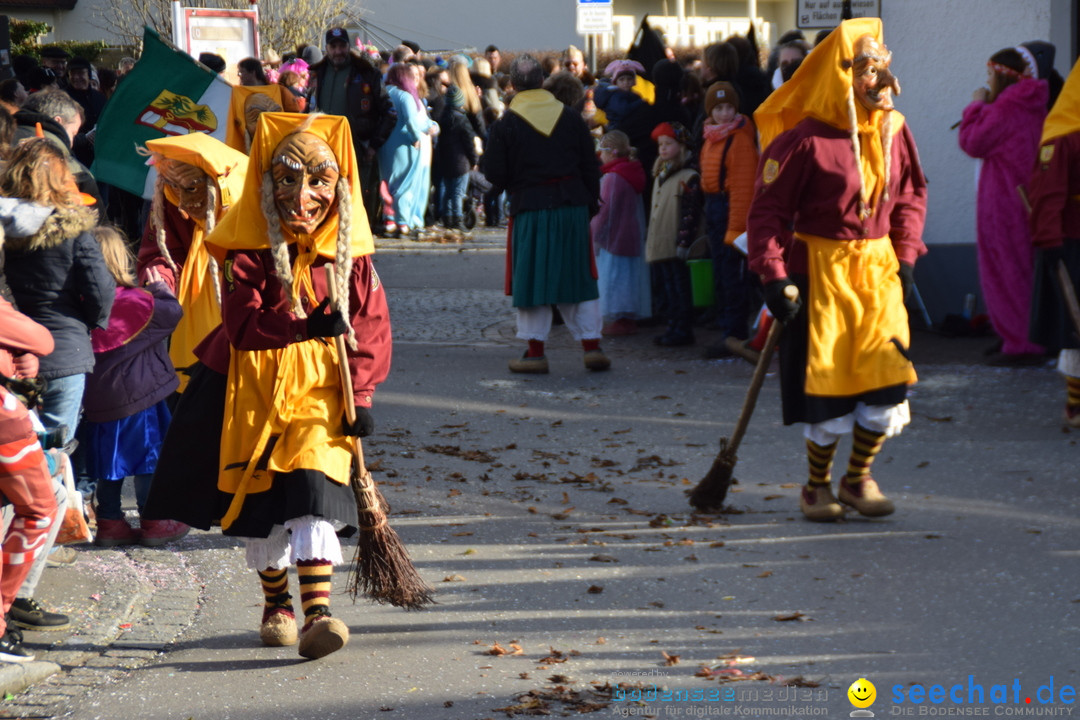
[91,27,232,198]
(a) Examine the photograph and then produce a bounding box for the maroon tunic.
[748,117,928,283]
[196,250,390,408]
[746,116,928,425]
[1029,133,1080,249]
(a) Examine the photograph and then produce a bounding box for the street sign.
[577,3,613,35]
[796,0,881,29]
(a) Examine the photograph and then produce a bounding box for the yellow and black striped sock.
[1066,375,1080,411]
[806,439,838,486]
[846,424,887,484]
[257,567,292,620]
[296,560,333,628]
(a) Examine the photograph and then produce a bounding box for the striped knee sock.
[257,567,293,621]
[806,439,838,486]
[846,425,887,484]
[1066,375,1080,411]
[296,560,333,628]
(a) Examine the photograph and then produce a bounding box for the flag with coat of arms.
[91,27,233,199]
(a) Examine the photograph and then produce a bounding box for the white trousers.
[803,400,911,446]
[1058,348,1080,377]
[242,515,343,570]
[516,299,602,342]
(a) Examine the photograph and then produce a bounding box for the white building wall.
[9,4,110,45]
[881,1,1058,249]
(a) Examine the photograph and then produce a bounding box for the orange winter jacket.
[699,116,759,244]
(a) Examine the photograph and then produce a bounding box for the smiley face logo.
[848,678,876,708]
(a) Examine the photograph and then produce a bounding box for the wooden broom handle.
[322,265,360,436]
[726,285,797,453]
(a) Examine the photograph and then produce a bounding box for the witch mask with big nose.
[270,132,340,236]
[850,34,900,112]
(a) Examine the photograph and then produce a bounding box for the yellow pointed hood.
[1042,56,1080,145]
[144,132,248,209]
[206,112,374,260]
[755,17,892,150]
[225,84,287,152]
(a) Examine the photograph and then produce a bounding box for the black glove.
[305,298,348,339]
[343,406,375,437]
[764,279,801,324]
[898,262,915,302]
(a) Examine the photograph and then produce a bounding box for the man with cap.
[747,18,927,522]
[65,57,107,167]
[309,27,394,236]
[38,47,69,90]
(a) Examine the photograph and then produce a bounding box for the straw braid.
[846,87,894,218]
[151,172,179,274]
[880,110,893,207]
[205,182,224,311]
[333,175,358,351]
[261,170,304,317]
[846,88,869,221]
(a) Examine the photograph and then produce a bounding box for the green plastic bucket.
[688,259,714,308]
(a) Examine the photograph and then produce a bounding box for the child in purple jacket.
[80,227,189,547]
[591,130,650,335]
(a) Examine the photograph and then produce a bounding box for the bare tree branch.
[88,0,359,59]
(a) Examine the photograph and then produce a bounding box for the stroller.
[463,168,496,230]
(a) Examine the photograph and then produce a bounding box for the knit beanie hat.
[705,81,740,115]
[446,84,465,109]
[650,121,690,145]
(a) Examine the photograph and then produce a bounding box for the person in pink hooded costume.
[959,46,1049,364]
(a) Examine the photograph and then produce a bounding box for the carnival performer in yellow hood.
[746,18,928,522]
[143,112,392,660]
[1028,54,1080,428]
[137,132,247,393]
[225,84,291,153]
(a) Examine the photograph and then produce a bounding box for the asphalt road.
[10,234,1078,720]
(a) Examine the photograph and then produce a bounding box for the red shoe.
[139,518,190,547]
[94,517,141,547]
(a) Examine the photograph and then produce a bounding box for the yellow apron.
[800,232,917,397]
[217,335,352,531]
[169,227,219,393]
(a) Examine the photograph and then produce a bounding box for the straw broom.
[688,286,795,511]
[324,266,434,610]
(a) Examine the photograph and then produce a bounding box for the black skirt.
[778,274,908,426]
[1029,241,1080,352]
[142,362,358,538]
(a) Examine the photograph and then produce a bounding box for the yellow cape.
[1042,56,1080,145]
[755,17,894,151]
[206,112,374,261]
[225,84,287,152]
[509,89,565,137]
